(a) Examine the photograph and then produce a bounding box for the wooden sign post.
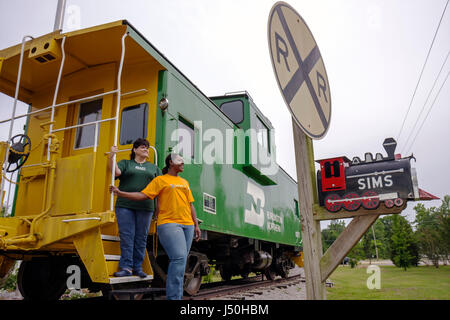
[292,122,326,299]
[268,2,332,299]
[269,2,420,300]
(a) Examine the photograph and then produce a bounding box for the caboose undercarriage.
[0,228,301,300]
[148,229,301,297]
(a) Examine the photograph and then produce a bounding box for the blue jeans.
[157,223,194,300]
[115,207,153,271]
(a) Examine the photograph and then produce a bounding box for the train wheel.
[343,193,361,211]
[278,263,290,279]
[219,265,233,282]
[361,191,380,209]
[264,268,277,280]
[384,199,394,208]
[394,198,404,207]
[17,258,68,301]
[324,194,342,212]
[184,271,202,296]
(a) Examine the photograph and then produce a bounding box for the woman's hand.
[108,146,121,177]
[189,203,201,242]
[109,185,120,195]
[194,225,201,242]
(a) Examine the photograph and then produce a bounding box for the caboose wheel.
[277,262,290,279]
[343,193,361,211]
[361,191,380,209]
[184,271,202,296]
[264,267,277,280]
[324,194,342,212]
[17,258,68,301]
[219,265,233,282]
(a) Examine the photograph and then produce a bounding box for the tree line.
[321,195,450,270]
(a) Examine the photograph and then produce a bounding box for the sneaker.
[114,269,132,277]
[133,270,148,278]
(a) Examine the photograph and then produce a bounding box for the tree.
[0,205,8,217]
[321,220,346,253]
[414,196,450,267]
[362,232,374,262]
[390,215,418,270]
[439,196,450,264]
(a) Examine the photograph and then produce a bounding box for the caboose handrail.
[51,116,117,133]
[0,89,148,125]
[1,35,34,213]
[110,32,128,211]
[47,36,67,161]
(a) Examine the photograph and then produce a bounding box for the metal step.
[105,254,121,261]
[101,234,120,241]
[109,275,153,284]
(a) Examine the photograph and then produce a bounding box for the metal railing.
[1,35,34,216]
[1,30,134,216]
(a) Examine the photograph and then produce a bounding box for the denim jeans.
[157,223,194,300]
[115,207,153,271]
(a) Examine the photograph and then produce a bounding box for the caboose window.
[120,103,148,145]
[178,116,195,160]
[74,99,102,149]
[294,199,299,218]
[256,116,270,152]
[220,100,244,124]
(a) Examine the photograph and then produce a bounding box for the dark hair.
[162,153,171,174]
[130,138,150,160]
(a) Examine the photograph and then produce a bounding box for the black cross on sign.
[268,2,331,139]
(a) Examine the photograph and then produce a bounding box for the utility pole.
[53,0,67,31]
[371,225,379,260]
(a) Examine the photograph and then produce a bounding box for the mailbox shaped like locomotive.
[317,138,437,212]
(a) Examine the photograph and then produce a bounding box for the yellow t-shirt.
[141,174,194,226]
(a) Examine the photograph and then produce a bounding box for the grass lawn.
[327,265,450,300]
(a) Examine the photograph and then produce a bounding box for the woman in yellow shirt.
[110,153,200,300]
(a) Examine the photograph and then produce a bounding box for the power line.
[400,49,450,154]
[404,69,450,155]
[396,0,449,144]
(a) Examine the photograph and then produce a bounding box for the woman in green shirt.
[108,138,161,277]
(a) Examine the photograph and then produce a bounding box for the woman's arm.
[154,197,160,220]
[190,203,201,242]
[108,146,122,177]
[109,185,149,201]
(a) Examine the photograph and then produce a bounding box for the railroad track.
[187,274,306,300]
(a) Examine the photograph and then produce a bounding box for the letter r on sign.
[316,71,328,102]
[275,32,290,72]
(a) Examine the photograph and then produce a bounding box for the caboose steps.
[100,233,154,282]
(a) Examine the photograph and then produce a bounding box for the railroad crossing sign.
[268,1,331,139]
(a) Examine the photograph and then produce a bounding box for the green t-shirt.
[115,159,162,211]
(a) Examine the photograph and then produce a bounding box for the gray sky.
[0,0,449,226]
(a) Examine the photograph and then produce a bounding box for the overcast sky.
[0,0,448,227]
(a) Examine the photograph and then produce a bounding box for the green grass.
[327,265,450,300]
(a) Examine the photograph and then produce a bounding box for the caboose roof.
[0,20,167,104]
